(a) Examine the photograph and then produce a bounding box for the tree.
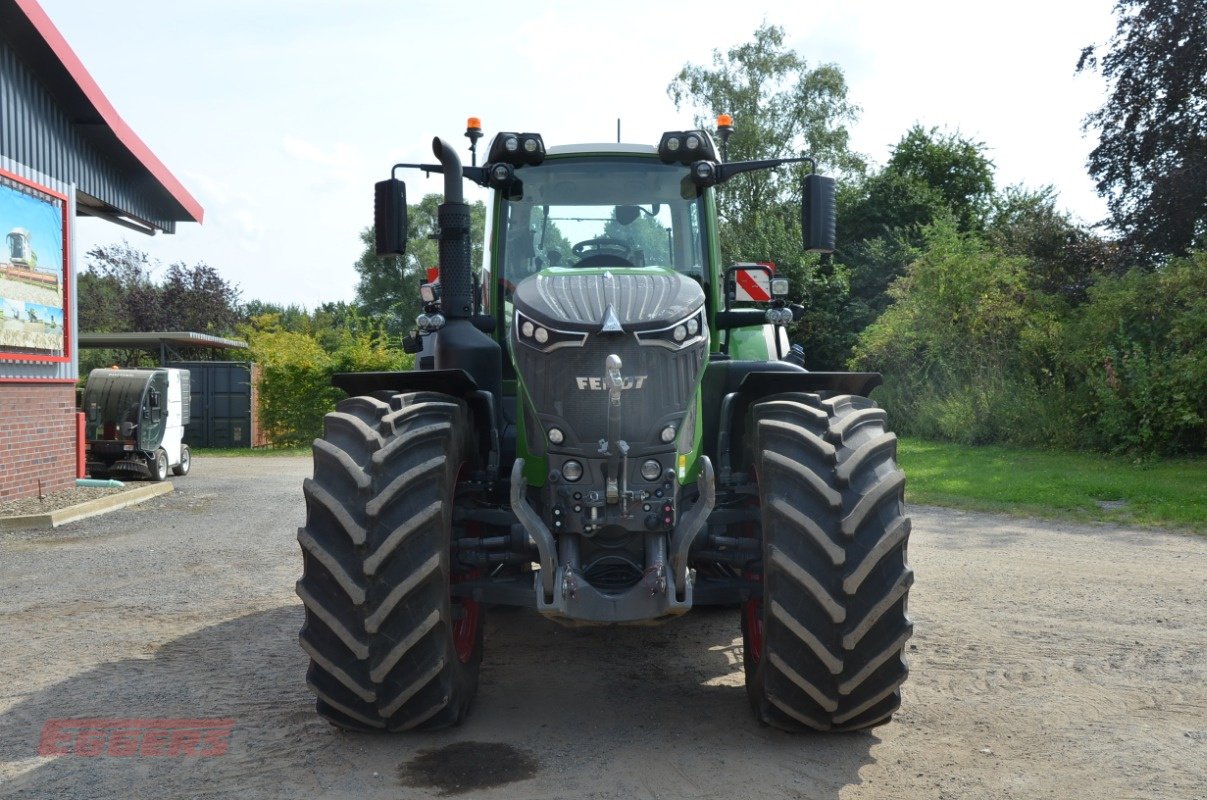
[668,24,862,367]
[1078,0,1207,255]
[354,194,486,335]
[669,24,862,266]
[160,262,242,334]
[883,125,995,233]
[79,242,162,331]
[839,126,996,329]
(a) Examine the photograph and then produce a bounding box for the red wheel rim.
[452,594,480,664]
[449,462,480,664]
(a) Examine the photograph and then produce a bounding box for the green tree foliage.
[668,23,861,367]
[853,222,1205,456]
[1078,0,1207,255]
[242,309,411,446]
[1063,254,1206,453]
[852,220,1066,446]
[883,125,995,232]
[77,242,243,372]
[78,242,242,334]
[986,185,1131,303]
[354,193,486,335]
[840,127,996,330]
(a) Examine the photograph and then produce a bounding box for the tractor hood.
[512,268,704,333]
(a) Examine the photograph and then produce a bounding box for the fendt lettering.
[301,115,912,735]
[576,376,647,390]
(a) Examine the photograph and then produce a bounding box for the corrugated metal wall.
[0,37,177,233]
[0,153,76,381]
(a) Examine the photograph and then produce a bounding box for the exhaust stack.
[432,137,473,319]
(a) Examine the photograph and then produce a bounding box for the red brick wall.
[0,383,77,501]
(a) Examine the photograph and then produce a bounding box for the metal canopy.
[79,331,247,364]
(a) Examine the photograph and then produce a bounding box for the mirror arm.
[390,163,488,186]
[715,156,816,185]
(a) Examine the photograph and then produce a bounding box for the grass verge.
[898,437,1206,532]
[194,447,309,457]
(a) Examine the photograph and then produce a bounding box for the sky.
[36,0,1119,309]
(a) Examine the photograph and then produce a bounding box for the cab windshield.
[495,157,708,301]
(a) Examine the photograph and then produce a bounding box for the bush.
[1061,255,1206,455]
[851,220,1072,447]
[853,223,1205,456]
[245,315,412,447]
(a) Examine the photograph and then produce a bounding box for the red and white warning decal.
[734,267,772,302]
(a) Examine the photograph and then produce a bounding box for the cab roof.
[545,143,658,156]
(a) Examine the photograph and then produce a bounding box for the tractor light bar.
[658,129,719,164]
[486,132,546,166]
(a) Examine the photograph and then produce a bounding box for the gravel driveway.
[0,455,1203,799]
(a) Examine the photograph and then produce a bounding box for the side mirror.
[802,174,836,253]
[374,179,408,256]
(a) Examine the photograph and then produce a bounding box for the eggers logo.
[576,376,648,390]
[39,718,234,757]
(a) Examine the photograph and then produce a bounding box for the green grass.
[898,437,1206,532]
[194,446,309,457]
[193,440,1204,532]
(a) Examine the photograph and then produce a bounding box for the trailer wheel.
[150,448,169,482]
[172,445,191,477]
[297,392,482,731]
[743,393,912,732]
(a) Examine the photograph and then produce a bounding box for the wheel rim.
[743,593,765,665]
[450,462,481,664]
[158,452,167,479]
[452,592,481,664]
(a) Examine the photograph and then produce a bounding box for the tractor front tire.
[297,392,482,731]
[744,393,913,732]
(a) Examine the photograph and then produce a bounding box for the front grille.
[515,334,705,445]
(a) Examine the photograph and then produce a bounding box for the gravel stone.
[0,485,127,518]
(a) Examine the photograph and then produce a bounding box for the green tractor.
[296,118,912,733]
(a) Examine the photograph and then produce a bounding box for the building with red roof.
[0,0,203,500]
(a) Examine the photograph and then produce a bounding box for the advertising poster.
[0,171,68,360]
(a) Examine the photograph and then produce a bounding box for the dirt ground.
[0,455,1203,800]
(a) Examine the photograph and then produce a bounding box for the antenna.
[617,118,621,143]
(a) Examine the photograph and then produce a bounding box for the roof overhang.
[0,0,204,228]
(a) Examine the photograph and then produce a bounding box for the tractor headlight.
[636,309,706,350]
[660,425,677,443]
[562,460,583,482]
[658,130,719,164]
[548,427,564,445]
[487,132,546,166]
[640,459,662,482]
[514,312,587,352]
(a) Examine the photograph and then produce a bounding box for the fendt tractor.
[296,117,913,733]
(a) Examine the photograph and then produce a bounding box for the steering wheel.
[571,237,634,267]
